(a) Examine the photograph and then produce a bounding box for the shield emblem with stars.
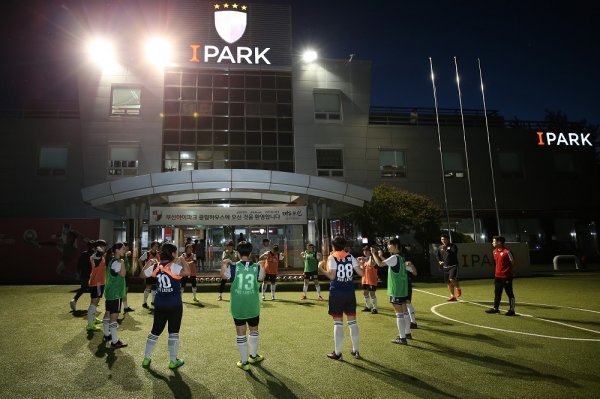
[214,10,247,44]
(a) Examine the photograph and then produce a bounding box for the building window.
[108,145,139,176]
[379,149,406,178]
[316,148,344,177]
[553,153,577,179]
[497,151,524,178]
[314,90,341,121]
[38,146,68,176]
[111,86,142,116]
[442,152,465,178]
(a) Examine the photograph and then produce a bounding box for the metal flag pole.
[429,57,453,240]
[453,56,478,242]
[478,58,501,236]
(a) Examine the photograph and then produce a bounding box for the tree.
[345,183,443,244]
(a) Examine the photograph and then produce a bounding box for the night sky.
[2,0,599,125]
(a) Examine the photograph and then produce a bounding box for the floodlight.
[87,39,116,69]
[302,50,318,63]
[145,37,172,69]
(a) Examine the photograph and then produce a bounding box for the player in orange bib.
[85,240,107,332]
[359,245,379,314]
[260,245,281,300]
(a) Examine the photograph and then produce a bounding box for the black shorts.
[265,274,277,284]
[328,293,357,317]
[90,285,104,299]
[145,277,157,286]
[304,271,318,280]
[390,295,409,305]
[443,266,458,283]
[151,305,183,336]
[105,298,122,314]
[362,284,377,292]
[233,315,260,327]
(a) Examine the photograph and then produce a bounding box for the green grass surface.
[1,271,599,399]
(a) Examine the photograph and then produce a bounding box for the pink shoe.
[448,297,457,302]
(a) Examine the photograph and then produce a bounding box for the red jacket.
[493,247,514,278]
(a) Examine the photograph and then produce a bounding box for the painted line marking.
[414,288,600,342]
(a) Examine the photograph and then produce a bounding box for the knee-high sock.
[143,288,150,304]
[123,296,128,309]
[364,295,371,309]
[348,320,359,352]
[396,313,406,339]
[334,320,344,355]
[237,335,248,363]
[404,312,411,335]
[303,281,308,295]
[261,282,267,296]
[168,333,179,362]
[144,333,159,359]
[407,303,416,322]
[103,317,110,336]
[87,304,97,326]
[372,296,378,310]
[315,283,321,296]
[151,290,156,303]
[270,283,276,297]
[110,322,119,344]
[192,286,197,296]
[248,331,259,357]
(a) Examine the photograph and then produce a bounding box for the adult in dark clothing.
[436,234,462,301]
[195,239,206,271]
[70,240,96,312]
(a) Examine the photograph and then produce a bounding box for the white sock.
[334,320,344,355]
[168,333,179,362]
[192,287,197,296]
[364,295,371,309]
[87,304,97,326]
[271,284,276,297]
[396,313,406,339]
[407,303,416,323]
[404,312,411,335]
[248,331,259,357]
[103,317,110,336]
[151,290,156,303]
[123,298,128,309]
[110,322,119,344]
[261,283,267,296]
[348,320,359,353]
[316,284,321,296]
[143,289,150,304]
[144,333,159,359]
[237,335,248,363]
[303,282,308,295]
[372,296,378,310]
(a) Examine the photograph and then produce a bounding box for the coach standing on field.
[485,236,516,316]
[436,233,462,301]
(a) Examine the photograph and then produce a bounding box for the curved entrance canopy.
[82,169,372,216]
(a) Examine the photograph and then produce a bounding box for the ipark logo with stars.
[214,3,248,44]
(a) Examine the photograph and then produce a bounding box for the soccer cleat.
[94,318,103,324]
[371,309,378,314]
[70,299,76,312]
[124,307,135,312]
[362,307,371,312]
[456,288,462,297]
[248,354,264,364]
[217,295,223,301]
[391,336,408,345]
[410,322,418,329]
[271,296,275,301]
[350,351,361,359]
[142,303,149,309]
[142,358,152,368]
[405,333,413,340]
[86,324,101,332]
[447,297,457,302]
[110,340,128,349]
[193,297,199,302]
[169,359,185,369]
[485,308,500,314]
[103,334,112,342]
[505,310,516,316]
[236,361,250,371]
[317,296,324,301]
[327,351,343,361]
[300,295,307,300]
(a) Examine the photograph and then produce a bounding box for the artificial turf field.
[1,269,599,399]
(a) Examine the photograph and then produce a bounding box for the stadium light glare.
[87,39,117,70]
[302,49,318,63]
[145,37,172,69]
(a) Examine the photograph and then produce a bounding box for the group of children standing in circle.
[72,235,419,370]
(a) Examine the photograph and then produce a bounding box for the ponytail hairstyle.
[160,243,178,262]
[106,242,125,262]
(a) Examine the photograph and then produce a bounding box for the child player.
[405,259,418,329]
[371,238,411,345]
[300,243,323,300]
[102,242,128,348]
[260,244,281,300]
[140,241,160,309]
[359,245,379,314]
[218,240,238,301]
[221,241,266,371]
[181,244,199,302]
[86,240,107,332]
[141,243,191,369]
[318,236,363,360]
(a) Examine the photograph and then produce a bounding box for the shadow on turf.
[345,357,460,398]
[422,325,519,349]
[74,349,144,393]
[245,364,316,398]
[145,368,215,399]
[413,340,580,387]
